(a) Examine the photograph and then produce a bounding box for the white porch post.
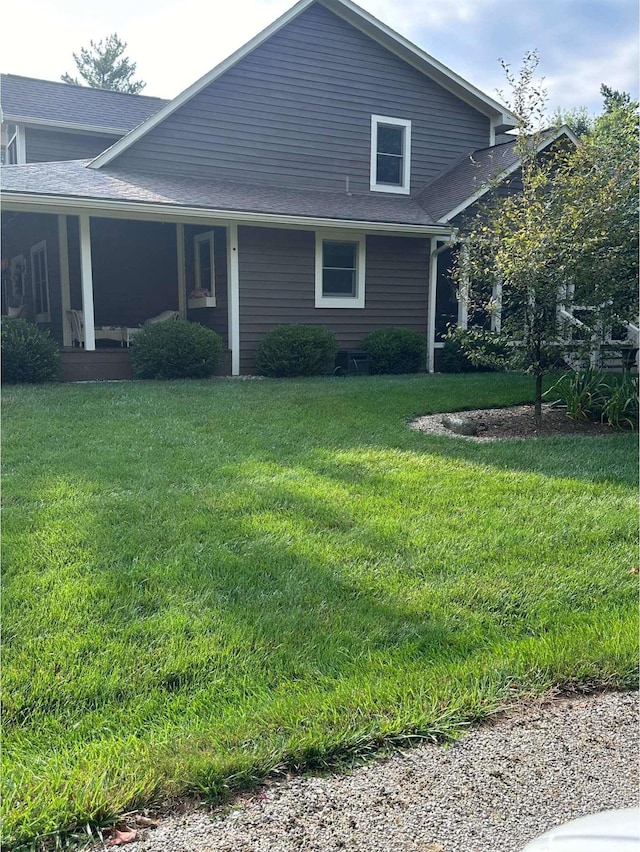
[227,222,240,376]
[176,223,187,319]
[79,214,96,351]
[458,244,469,330]
[427,237,438,373]
[491,280,502,333]
[58,215,72,346]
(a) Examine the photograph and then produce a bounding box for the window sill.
[315,296,365,309]
[188,297,216,309]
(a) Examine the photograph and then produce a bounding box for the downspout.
[427,238,453,373]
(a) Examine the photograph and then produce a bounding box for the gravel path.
[126,691,638,852]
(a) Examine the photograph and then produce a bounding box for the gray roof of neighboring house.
[0,74,167,133]
[1,159,437,225]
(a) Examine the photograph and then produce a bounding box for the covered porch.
[1,205,239,379]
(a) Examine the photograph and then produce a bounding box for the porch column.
[491,280,502,333]
[58,215,72,346]
[176,224,187,319]
[458,244,469,330]
[79,214,96,350]
[227,222,240,376]
[427,237,438,373]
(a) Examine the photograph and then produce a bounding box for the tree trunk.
[535,372,543,425]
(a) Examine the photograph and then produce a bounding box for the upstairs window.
[370,115,411,194]
[30,241,50,322]
[315,232,365,308]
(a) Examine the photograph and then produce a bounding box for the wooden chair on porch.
[67,310,125,347]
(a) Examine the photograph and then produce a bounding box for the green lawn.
[2,373,638,848]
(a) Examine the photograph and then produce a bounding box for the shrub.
[130,319,223,379]
[546,369,638,430]
[361,327,426,374]
[1,319,60,384]
[255,324,338,377]
[441,326,509,372]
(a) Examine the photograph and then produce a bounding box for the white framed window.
[315,231,366,309]
[193,231,216,303]
[370,115,411,194]
[30,242,50,322]
[6,124,26,165]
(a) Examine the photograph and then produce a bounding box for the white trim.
[87,0,517,170]
[370,115,411,194]
[440,125,580,222]
[79,214,96,351]
[30,240,51,322]
[3,115,129,136]
[491,280,502,333]
[1,192,451,237]
[315,230,366,308]
[7,124,26,164]
[227,223,240,375]
[193,231,216,305]
[176,224,187,319]
[58,215,72,345]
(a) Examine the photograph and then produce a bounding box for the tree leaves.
[61,34,145,94]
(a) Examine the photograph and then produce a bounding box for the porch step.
[60,349,133,382]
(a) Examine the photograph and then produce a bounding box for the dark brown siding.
[238,226,429,372]
[26,128,119,162]
[184,225,229,348]
[113,4,490,193]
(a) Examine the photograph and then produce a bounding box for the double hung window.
[370,115,411,194]
[315,232,365,308]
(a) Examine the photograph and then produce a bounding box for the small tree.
[453,53,639,422]
[61,34,145,94]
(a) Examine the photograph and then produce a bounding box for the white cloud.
[544,35,639,112]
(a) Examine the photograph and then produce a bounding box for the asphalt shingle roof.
[417,140,519,222]
[1,74,167,132]
[2,160,436,226]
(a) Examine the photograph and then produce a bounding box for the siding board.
[114,4,489,193]
[238,225,429,372]
[26,128,119,162]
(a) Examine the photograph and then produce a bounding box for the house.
[0,0,579,380]
[1,74,167,164]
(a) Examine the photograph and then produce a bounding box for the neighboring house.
[0,0,578,379]
[0,74,167,164]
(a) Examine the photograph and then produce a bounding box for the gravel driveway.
[127,691,638,852]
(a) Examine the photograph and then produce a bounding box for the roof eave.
[2,114,129,136]
[1,190,451,235]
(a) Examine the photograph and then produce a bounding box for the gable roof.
[88,0,518,170]
[0,74,167,135]
[418,126,579,223]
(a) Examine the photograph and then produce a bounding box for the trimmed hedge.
[1,319,60,384]
[362,327,426,374]
[256,324,338,377]
[130,320,223,380]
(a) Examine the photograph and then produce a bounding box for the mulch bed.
[410,404,617,441]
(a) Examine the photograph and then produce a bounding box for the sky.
[2,0,638,118]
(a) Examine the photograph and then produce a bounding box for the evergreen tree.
[61,34,145,94]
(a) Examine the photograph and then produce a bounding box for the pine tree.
[61,34,145,94]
